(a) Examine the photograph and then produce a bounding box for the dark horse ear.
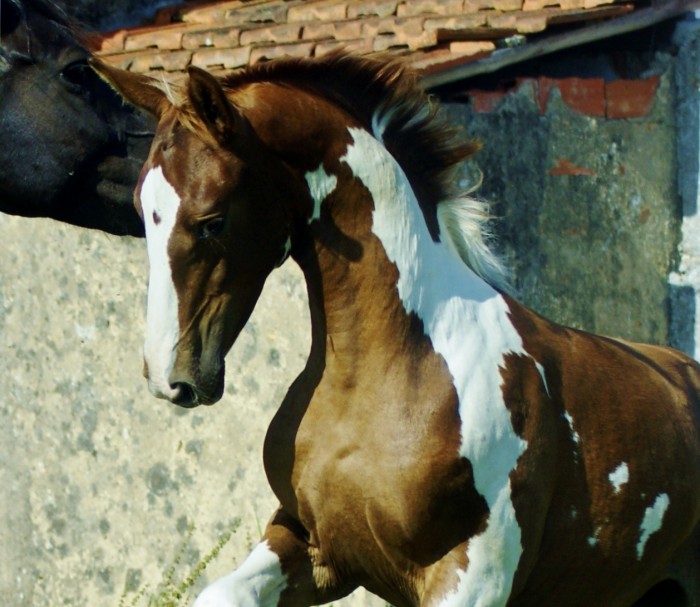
[0,0,23,39]
[88,58,169,117]
[187,66,243,147]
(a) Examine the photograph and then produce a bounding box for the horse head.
[0,0,147,235]
[92,59,302,406]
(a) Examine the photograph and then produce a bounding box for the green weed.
[118,520,240,607]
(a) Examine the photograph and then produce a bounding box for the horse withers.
[92,54,700,607]
[0,0,146,235]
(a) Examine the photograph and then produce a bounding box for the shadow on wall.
[670,285,696,355]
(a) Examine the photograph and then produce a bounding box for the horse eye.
[60,58,93,92]
[198,216,225,240]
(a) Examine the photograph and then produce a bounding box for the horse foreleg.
[193,508,356,607]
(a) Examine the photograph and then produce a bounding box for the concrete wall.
[0,215,387,606]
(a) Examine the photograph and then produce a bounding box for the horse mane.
[180,53,508,290]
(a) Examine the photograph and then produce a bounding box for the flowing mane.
[224,53,509,290]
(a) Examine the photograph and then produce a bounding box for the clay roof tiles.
[88,0,695,88]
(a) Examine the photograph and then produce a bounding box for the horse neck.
[293,125,511,371]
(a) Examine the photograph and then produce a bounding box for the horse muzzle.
[144,359,225,407]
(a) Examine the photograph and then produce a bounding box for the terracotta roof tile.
[90,0,689,88]
[239,22,302,45]
[192,45,251,68]
[182,26,241,49]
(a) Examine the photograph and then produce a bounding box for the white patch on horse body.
[534,362,549,397]
[193,541,287,607]
[305,164,337,224]
[341,126,532,607]
[608,462,629,494]
[636,493,670,560]
[563,411,580,445]
[140,166,182,401]
[587,526,602,548]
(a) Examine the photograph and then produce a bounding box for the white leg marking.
[636,493,670,560]
[140,166,182,401]
[608,462,629,495]
[341,127,532,607]
[305,164,337,224]
[193,541,287,607]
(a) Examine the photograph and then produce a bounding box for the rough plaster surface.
[0,215,380,607]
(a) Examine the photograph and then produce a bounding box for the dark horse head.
[0,0,147,235]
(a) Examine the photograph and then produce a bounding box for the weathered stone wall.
[446,54,681,347]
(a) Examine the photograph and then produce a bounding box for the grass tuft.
[118,519,240,607]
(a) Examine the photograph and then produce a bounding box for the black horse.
[0,0,147,235]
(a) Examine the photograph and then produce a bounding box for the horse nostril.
[170,382,199,408]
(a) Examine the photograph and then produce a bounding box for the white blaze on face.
[140,165,182,401]
[340,126,531,607]
[193,541,287,607]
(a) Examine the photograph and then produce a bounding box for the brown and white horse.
[92,54,700,607]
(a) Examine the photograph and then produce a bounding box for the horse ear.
[88,58,168,117]
[187,66,242,146]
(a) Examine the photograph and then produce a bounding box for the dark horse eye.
[198,216,225,240]
[60,58,94,93]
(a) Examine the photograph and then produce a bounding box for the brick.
[424,14,487,34]
[464,0,522,10]
[488,10,548,32]
[240,23,302,46]
[124,27,183,51]
[287,1,348,23]
[249,41,315,64]
[605,77,659,119]
[226,2,291,25]
[178,1,254,24]
[366,17,438,51]
[362,16,424,37]
[583,0,617,8]
[539,77,605,116]
[127,49,193,73]
[315,37,375,56]
[449,40,496,55]
[549,158,596,176]
[374,30,438,51]
[302,20,363,41]
[523,0,583,9]
[191,46,250,69]
[397,0,463,17]
[182,27,241,49]
[347,0,399,19]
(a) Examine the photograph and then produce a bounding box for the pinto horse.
[0,0,146,235]
[92,53,700,607]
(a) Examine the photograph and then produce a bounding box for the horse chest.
[266,359,501,582]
